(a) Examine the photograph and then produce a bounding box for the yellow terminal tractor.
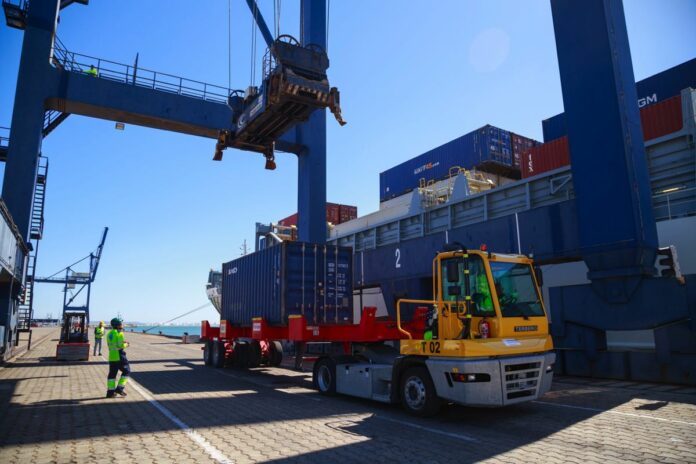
[312,244,555,416]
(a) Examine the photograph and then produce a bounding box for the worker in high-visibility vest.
[85,65,98,77]
[106,318,130,398]
[93,321,105,356]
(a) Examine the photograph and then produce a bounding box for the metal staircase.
[43,110,70,138]
[16,156,49,348]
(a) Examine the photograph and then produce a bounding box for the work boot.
[115,389,127,397]
[106,391,115,398]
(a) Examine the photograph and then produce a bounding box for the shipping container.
[524,94,684,178]
[379,124,522,202]
[521,137,570,179]
[278,203,358,227]
[542,58,696,142]
[511,132,540,167]
[221,241,353,327]
[640,95,683,141]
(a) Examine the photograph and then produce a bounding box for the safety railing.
[51,37,231,104]
[396,299,437,339]
[652,186,696,221]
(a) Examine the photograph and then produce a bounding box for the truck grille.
[502,360,542,403]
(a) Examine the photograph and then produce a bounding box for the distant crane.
[34,227,108,360]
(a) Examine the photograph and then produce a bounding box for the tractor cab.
[398,246,553,358]
[214,35,345,167]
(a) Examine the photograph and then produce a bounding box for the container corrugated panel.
[542,58,696,142]
[338,205,358,223]
[640,95,683,141]
[520,136,570,179]
[221,241,353,326]
[379,124,515,202]
[511,133,540,167]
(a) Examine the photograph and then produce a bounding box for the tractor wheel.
[203,340,213,366]
[211,340,226,368]
[312,357,337,395]
[268,341,283,367]
[247,340,262,368]
[400,366,441,417]
[232,341,250,368]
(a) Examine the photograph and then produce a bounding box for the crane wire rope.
[141,302,212,333]
[249,0,258,87]
[42,253,91,281]
[228,0,232,91]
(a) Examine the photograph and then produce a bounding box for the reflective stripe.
[107,379,116,390]
[118,376,128,387]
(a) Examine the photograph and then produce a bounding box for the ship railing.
[51,36,231,104]
[652,186,696,221]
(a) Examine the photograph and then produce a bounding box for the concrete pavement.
[0,331,694,463]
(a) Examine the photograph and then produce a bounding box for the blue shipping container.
[543,58,696,142]
[221,241,353,326]
[379,125,514,202]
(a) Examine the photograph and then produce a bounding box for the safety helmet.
[99,321,104,326]
[110,317,123,328]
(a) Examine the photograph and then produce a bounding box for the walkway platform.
[0,332,695,463]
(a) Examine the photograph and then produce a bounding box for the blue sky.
[1,0,694,324]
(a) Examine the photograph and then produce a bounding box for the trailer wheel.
[247,341,262,368]
[211,341,226,368]
[313,357,336,395]
[232,341,250,368]
[400,366,441,417]
[203,340,213,366]
[268,341,283,367]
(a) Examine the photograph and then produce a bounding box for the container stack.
[379,124,541,203]
[522,93,685,179]
[542,58,695,142]
[278,202,358,227]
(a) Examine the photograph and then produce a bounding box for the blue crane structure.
[34,227,108,345]
[1,0,694,382]
[0,0,340,359]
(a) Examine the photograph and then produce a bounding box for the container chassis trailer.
[202,247,555,416]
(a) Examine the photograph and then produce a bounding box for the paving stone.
[1,331,696,463]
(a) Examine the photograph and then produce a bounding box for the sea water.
[125,325,203,337]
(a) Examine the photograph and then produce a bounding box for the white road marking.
[533,400,696,426]
[101,355,234,463]
[374,415,478,442]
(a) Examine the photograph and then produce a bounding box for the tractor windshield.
[489,261,545,318]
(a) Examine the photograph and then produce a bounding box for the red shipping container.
[278,213,298,227]
[277,203,358,226]
[338,205,358,223]
[640,95,683,141]
[520,137,570,179]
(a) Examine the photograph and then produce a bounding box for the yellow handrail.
[396,298,437,339]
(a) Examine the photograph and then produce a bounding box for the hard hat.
[99,321,104,325]
[110,317,123,328]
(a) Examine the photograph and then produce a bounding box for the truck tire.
[211,341,226,368]
[313,357,337,395]
[232,341,250,368]
[400,366,442,417]
[203,340,213,366]
[268,341,283,367]
[247,340,262,368]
